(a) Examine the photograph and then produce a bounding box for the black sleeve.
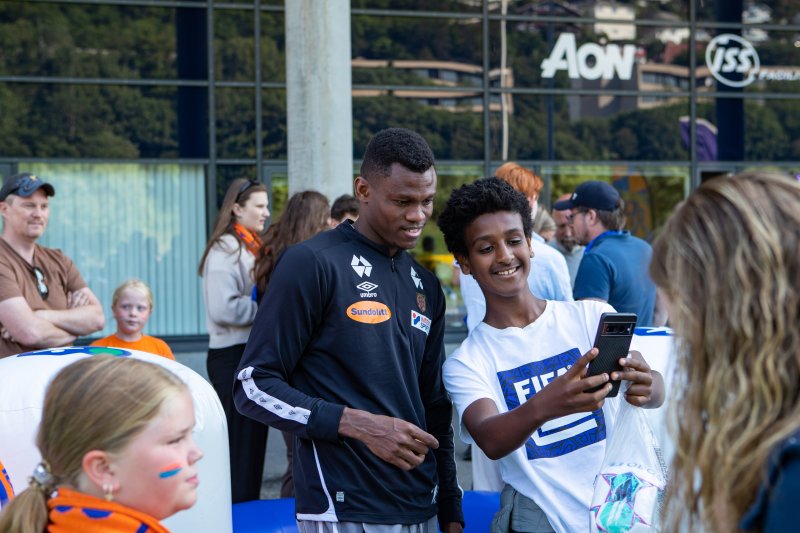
[763,449,800,532]
[233,244,344,442]
[740,435,800,533]
[419,280,464,529]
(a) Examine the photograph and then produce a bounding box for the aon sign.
[541,33,636,81]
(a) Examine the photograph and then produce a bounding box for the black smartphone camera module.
[585,313,637,397]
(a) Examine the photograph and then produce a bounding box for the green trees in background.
[0,1,797,164]
[0,3,177,158]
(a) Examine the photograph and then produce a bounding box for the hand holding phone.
[585,312,637,397]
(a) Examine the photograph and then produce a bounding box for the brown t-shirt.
[0,238,87,357]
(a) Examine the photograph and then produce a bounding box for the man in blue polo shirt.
[553,180,657,326]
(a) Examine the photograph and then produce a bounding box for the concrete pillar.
[285,0,353,201]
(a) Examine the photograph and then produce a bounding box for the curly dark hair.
[360,128,435,180]
[437,177,533,258]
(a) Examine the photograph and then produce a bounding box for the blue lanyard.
[584,230,623,254]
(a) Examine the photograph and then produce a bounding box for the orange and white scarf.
[48,487,170,533]
[232,222,262,257]
[0,459,14,510]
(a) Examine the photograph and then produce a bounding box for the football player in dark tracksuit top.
[234,128,463,531]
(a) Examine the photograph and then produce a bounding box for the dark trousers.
[280,430,295,498]
[207,343,269,503]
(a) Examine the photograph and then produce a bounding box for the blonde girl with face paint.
[0,356,202,533]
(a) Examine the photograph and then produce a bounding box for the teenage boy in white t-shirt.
[437,177,664,533]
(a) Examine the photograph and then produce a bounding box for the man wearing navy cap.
[0,173,104,357]
[553,180,658,326]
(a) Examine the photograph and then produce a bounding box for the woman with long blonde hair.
[0,356,201,533]
[651,172,800,532]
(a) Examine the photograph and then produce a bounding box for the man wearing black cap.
[553,180,657,326]
[0,173,105,357]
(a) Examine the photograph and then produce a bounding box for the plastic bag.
[589,394,668,532]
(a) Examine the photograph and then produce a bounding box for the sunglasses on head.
[235,179,259,202]
[32,266,49,300]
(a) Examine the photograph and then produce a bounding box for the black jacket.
[234,222,463,527]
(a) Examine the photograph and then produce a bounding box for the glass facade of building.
[1,0,798,343]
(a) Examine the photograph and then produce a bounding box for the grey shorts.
[297,515,438,533]
[490,484,556,533]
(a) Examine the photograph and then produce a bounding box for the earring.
[103,483,114,502]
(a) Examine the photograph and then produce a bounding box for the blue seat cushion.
[231,491,500,532]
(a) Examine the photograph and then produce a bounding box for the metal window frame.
[3,0,798,191]
[2,0,799,348]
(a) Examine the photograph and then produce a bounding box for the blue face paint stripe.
[158,465,182,479]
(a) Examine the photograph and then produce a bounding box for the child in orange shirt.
[91,279,174,360]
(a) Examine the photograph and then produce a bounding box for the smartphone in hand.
[585,312,637,397]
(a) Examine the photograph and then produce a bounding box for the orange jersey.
[48,487,169,533]
[91,334,175,360]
